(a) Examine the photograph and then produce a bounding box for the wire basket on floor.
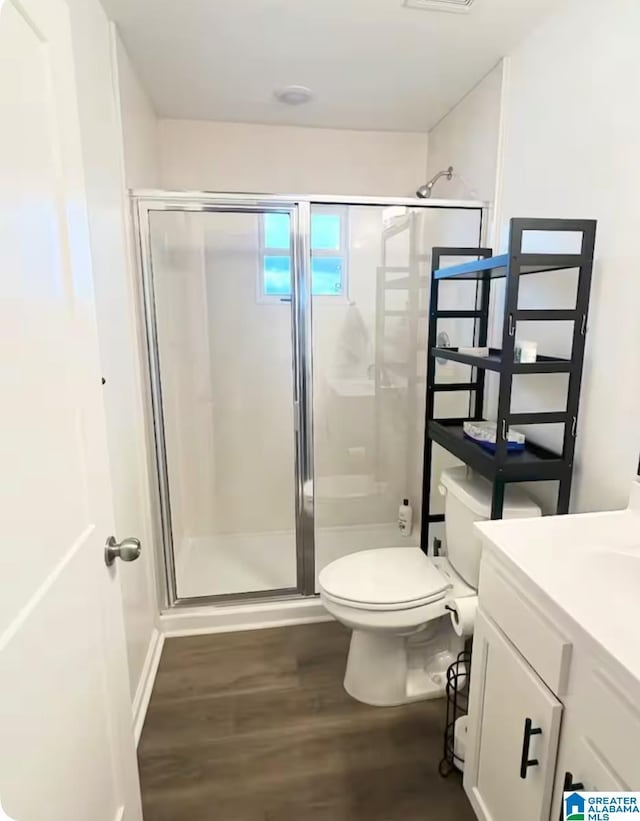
[439,648,471,778]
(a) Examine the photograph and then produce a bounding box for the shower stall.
[134,192,486,608]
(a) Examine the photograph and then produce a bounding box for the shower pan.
[133,192,486,609]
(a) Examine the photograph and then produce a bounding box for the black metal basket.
[439,648,472,778]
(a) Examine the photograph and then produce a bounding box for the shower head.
[416,166,454,198]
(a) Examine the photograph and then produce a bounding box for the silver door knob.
[105,536,142,567]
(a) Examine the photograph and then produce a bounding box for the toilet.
[319,466,541,706]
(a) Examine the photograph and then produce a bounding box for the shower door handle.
[105,536,142,567]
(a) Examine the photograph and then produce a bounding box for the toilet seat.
[319,547,450,611]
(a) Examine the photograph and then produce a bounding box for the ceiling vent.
[403,0,475,13]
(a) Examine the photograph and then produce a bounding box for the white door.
[0,0,143,819]
[464,610,563,821]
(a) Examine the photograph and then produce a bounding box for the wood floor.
[138,621,476,821]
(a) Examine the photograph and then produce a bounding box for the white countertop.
[475,482,640,683]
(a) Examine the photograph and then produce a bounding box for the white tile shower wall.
[157,119,429,196]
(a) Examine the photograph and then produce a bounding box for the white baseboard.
[132,627,165,746]
[160,596,331,638]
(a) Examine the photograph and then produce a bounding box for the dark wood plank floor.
[138,621,475,821]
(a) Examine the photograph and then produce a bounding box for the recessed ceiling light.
[403,0,474,13]
[274,85,313,105]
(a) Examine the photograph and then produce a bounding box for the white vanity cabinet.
[465,609,562,821]
[552,654,640,799]
[464,545,640,821]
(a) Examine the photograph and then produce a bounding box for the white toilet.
[319,466,541,706]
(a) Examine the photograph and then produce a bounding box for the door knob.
[105,536,142,567]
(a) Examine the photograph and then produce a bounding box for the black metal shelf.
[428,420,567,482]
[434,252,583,281]
[421,217,597,547]
[432,347,572,374]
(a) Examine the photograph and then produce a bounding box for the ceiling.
[102,0,559,133]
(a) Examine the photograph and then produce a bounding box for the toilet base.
[343,619,464,707]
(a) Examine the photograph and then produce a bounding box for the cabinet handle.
[519,717,542,779]
[560,772,585,821]
[563,771,585,791]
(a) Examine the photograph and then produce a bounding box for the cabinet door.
[464,610,563,821]
[552,735,629,819]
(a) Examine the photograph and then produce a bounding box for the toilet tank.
[439,466,542,588]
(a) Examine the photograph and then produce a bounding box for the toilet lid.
[319,548,450,610]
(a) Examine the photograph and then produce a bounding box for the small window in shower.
[259,206,348,300]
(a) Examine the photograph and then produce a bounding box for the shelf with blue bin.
[469,437,523,453]
[428,420,566,483]
[420,218,597,546]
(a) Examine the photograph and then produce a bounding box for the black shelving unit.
[420,217,597,551]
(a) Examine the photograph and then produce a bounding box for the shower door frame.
[133,191,488,609]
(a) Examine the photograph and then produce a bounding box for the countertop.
[475,482,640,684]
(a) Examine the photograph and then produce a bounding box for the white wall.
[427,0,640,514]
[158,119,429,196]
[497,0,640,513]
[114,34,159,189]
[66,4,160,718]
[427,61,505,211]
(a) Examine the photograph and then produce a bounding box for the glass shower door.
[311,203,484,587]
[146,207,301,601]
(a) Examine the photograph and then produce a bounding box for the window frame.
[257,205,349,303]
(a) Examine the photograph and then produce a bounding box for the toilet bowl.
[320,549,473,705]
[319,467,541,706]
